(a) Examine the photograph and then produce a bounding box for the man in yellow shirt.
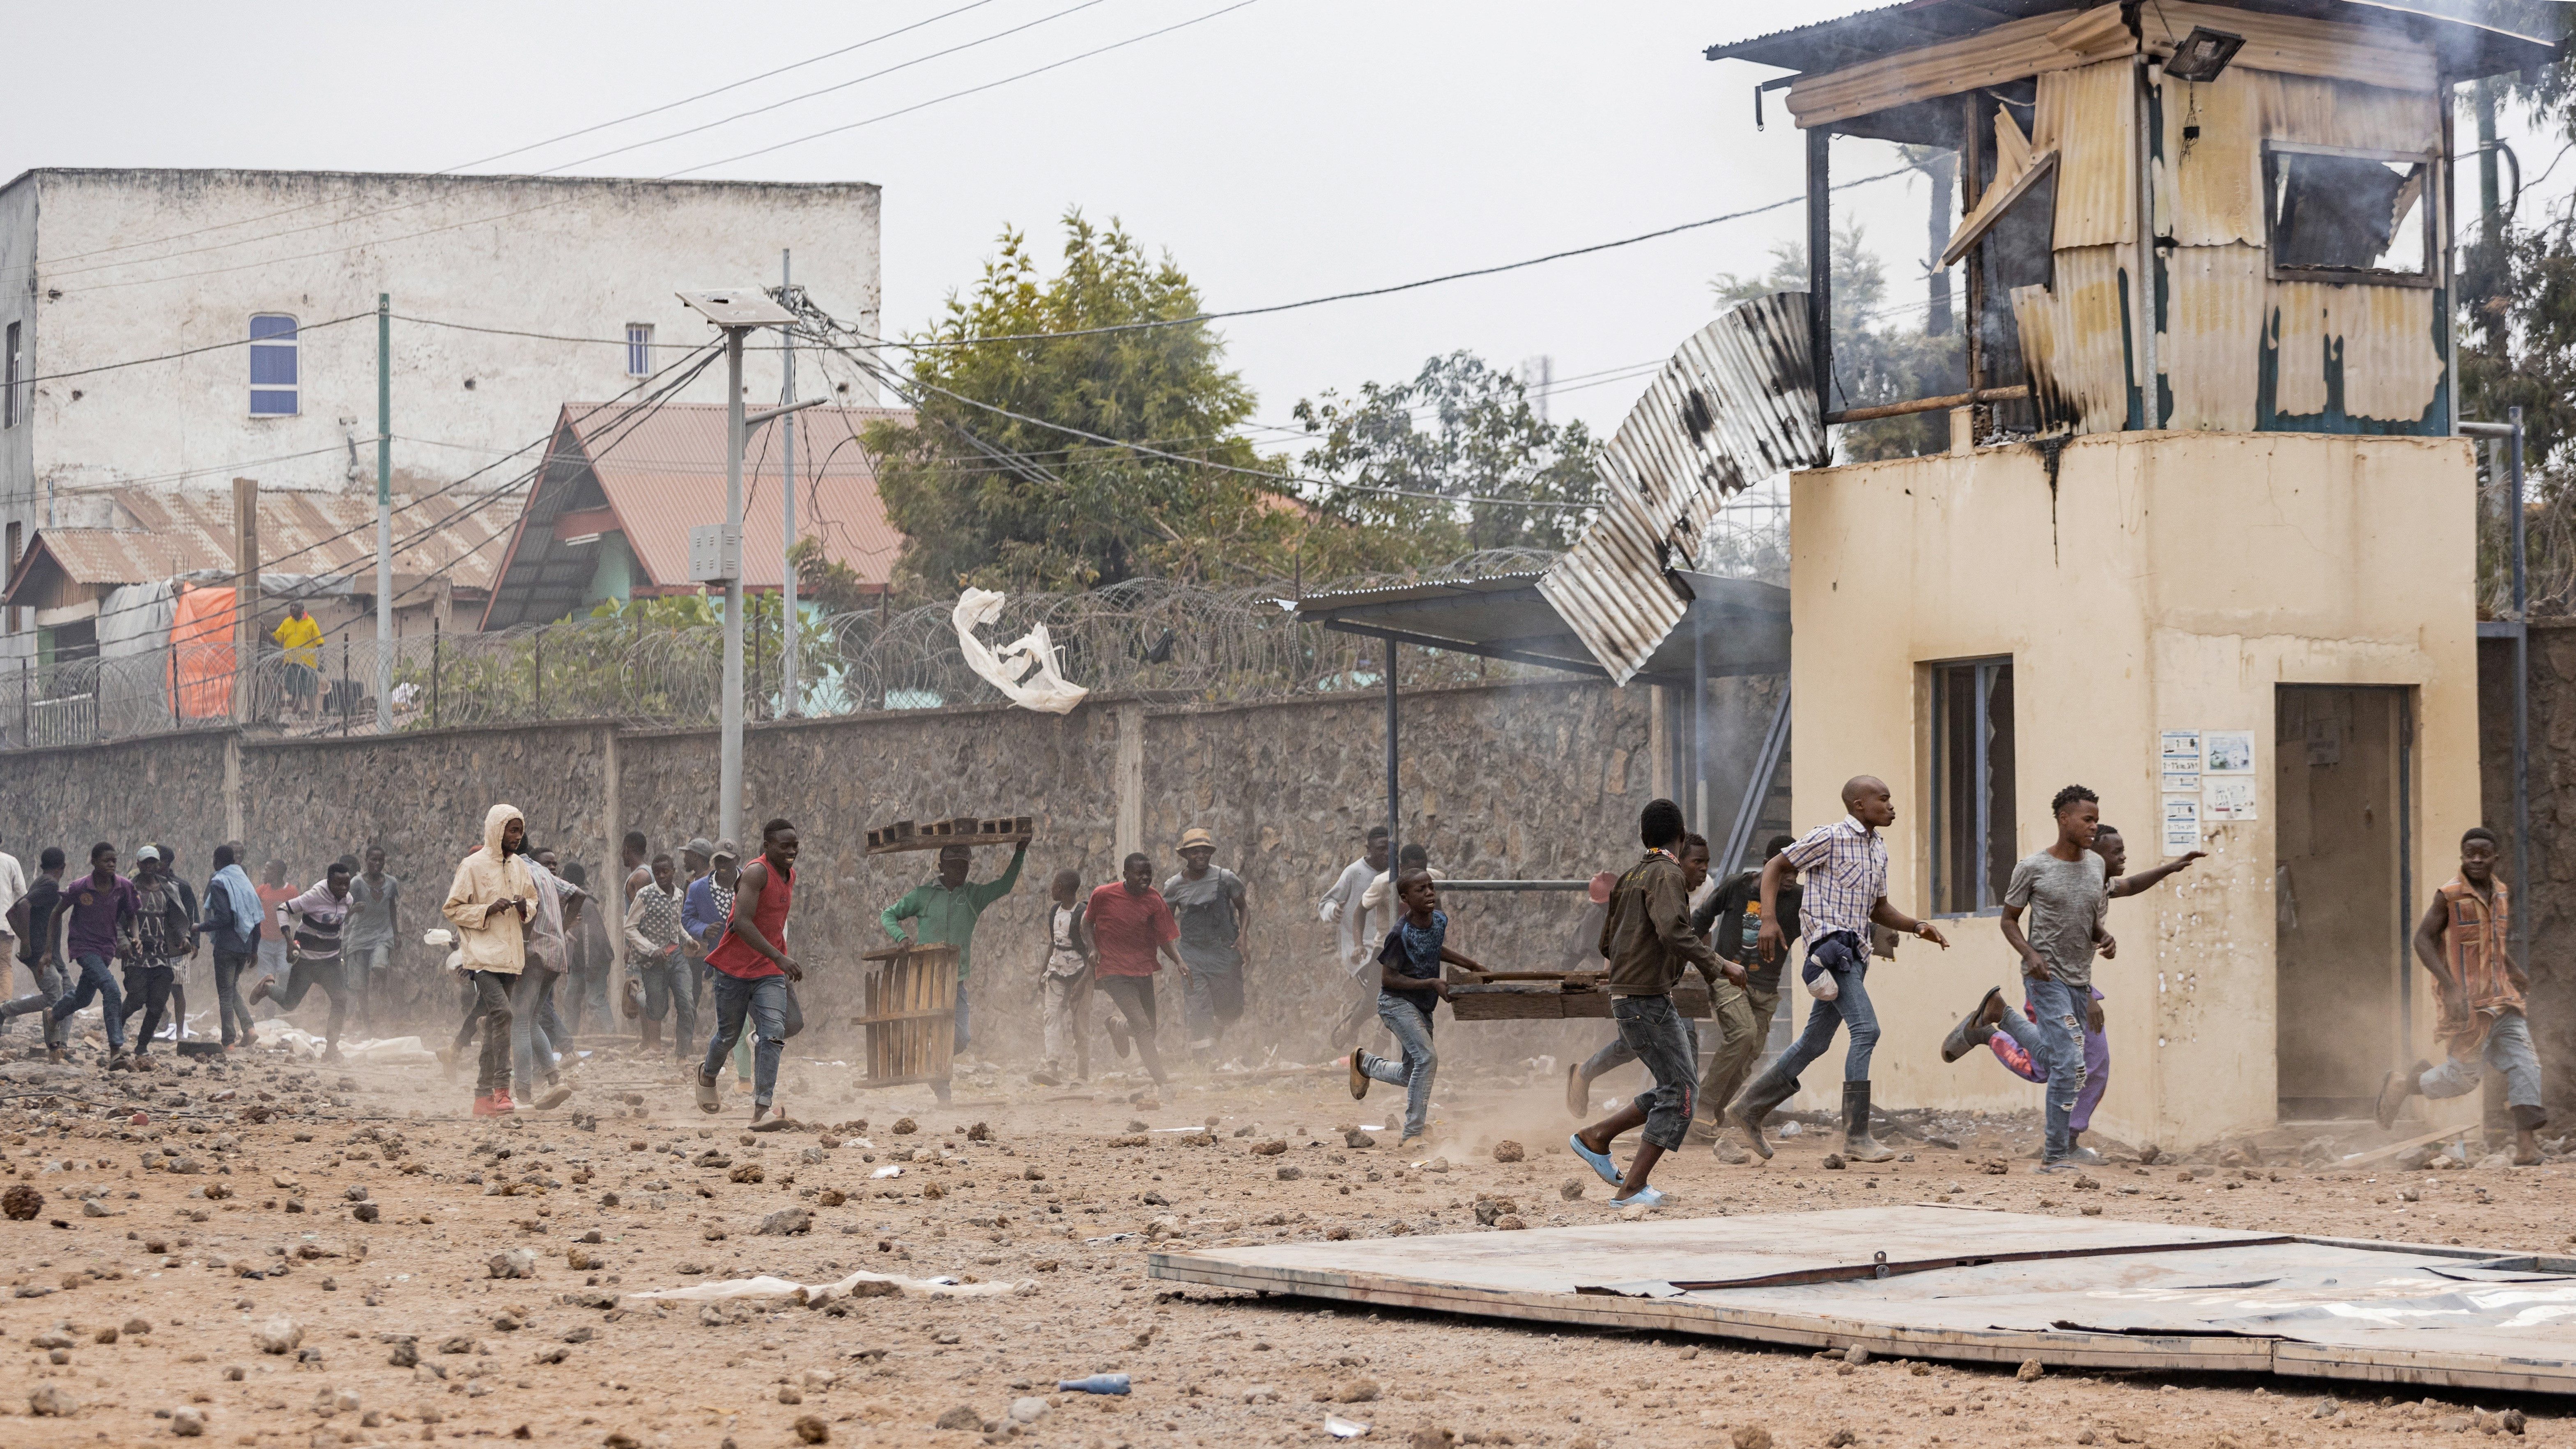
[272,601,323,715]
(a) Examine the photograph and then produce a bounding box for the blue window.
[625,323,653,377]
[249,314,297,416]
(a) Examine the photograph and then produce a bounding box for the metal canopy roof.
[1705,0,2560,81]
[1291,568,1788,687]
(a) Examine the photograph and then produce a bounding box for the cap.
[683,837,716,860]
[1179,826,1216,851]
[134,846,161,863]
[711,838,740,862]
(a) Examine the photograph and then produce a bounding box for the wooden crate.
[1445,974,1714,1022]
[850,943,958,1088]
[865,814,1035,856]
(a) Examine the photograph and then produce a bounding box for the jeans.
[1703,980,1781,1118]
[211,949,254,1046]
[1181,956,1244,1049]
[1611,993,1699,1151]
[567,968,609,1038]
[636,956,697,1051]
[1579,1014,1702,1083]
[1991,976,2087,1160]
[1360,991,1440,1140]
[121,961,177,1047]
[465,971,515,1095]
[1,956,69,1046]
[52,951,127,1050]
[2421,1009,2544,1112]
[347,942,392,1021]
[701,971,789,1107]
[1774,931,1880,1084]
[1989,993,2110,1134]
[273,957,348,1047]
[510,968,561,1097]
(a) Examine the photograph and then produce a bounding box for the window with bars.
[625,324,653,377]
[249,314,298,416]
[1930,657,2017,916]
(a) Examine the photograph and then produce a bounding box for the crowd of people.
[0,778,2541,1169]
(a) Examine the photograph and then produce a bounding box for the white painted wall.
[0,167,881,609]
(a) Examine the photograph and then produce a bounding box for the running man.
[698,817,802,1129]
[882,839,1027,1065]
[261,858,358,1063]
[48,842,139,1068]
[1727,776,1949,1163]
[443,806,535,1116]
[1165,826,1250,1060]
[2376,826,2546,1164]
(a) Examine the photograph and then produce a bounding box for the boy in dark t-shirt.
[1349,869,1484,1147]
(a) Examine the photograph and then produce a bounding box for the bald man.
[1724,775,1947,1164]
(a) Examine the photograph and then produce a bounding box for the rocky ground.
[1,1032,2570,1449]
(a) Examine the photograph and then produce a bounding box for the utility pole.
[375,293,393,731]
[679,288,820,846]
[232,477,259,723]
[778,249,800,717]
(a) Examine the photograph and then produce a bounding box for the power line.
[15,311,373,386]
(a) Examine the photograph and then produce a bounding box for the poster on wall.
[2163,795,2202,854]
[2205,777,2258,821]
[2204,730,2256,774]
[2160,729,2203,792]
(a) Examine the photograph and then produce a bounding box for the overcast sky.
[5,0,2565,452]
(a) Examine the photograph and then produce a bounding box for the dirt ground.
[2,1034,2569,1449]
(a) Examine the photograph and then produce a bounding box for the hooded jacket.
[442,804,536,975]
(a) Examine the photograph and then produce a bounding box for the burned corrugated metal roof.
[480,400,910,629]
[1707,1,2558,83]
[1539,292,1824,685]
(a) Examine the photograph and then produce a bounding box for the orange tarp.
[170,585,235,719]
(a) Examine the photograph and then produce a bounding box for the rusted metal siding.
[2035,59,2134,251]
[2161,244,2266,432]
[2012,245,2137,435]
[2266,281,2443,423]
[1539,292,1822,685]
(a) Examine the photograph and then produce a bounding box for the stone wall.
[2480,628,2576,1127]
[0,678,1744,1073]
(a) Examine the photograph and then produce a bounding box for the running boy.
[1350,866,1487,1148]
[2375,826,2546,1163]
[1566,802,1733,1205]
[1728,776,1949,1163]
[1034,867,1092,1086]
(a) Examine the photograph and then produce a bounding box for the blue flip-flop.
[1612,1186,1666,1210]
[1568,1133,1622,1187]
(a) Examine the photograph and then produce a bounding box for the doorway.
[2273,685,2411,1120]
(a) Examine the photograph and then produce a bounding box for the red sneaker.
[489,1090,517,1114]
[469,1091,496,1117]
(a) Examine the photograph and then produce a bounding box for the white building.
[0,167,882,657]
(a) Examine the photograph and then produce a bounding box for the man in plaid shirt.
[1726,775,1947,1163]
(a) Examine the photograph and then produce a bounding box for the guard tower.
[1706,1,2559,1145]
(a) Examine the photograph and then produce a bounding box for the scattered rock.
[2475,1152,2514,1171]
[1009,1396,1050,1423]
[1249,1139,1287,1157]
[2016,1359,2045,1382]
[253,1317,304,1355]
[756,1207,813,1236]
[487,1249,537,1280]
[2137,1143,2161,1164]
[1560,1179,1586,1201]
[1277,1166,1303,1181]
[1825,1431,1857,1448]
[1,1183,40,1221]
[728,1162,765,1183]
[891,1118,919,1136]
[28,1382,79,1417]
[1730,1427,1772,1449]
[793,1413,830,1443]
[170,1405,206,1436]
[1843,1344,1869,1365]
[1492,1140,1525,1163]
[933,1405,980,1430]
[1344,1129,1376,1149]
[1337,1379,1381,1403]
[1821,1154,1845,1171]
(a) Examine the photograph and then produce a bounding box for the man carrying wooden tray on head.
[882,834,1026,1102]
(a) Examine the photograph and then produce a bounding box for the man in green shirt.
[882,842,1026,1080]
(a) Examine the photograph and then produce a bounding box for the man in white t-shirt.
[1318,826,1392,1049]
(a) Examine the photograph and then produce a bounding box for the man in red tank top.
[697,817,803,1129]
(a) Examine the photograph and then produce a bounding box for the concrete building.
[1705,1,2556,1147]
[0,168,882,661]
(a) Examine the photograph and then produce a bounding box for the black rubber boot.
[1726,1060,1800,1161]
[1840,1080,1894,1164]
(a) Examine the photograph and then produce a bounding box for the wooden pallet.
[1445,972,1714,1021]
[850,942,958,1088]
[865,814,1035,856]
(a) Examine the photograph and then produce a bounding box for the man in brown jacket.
[1567,798,1742,1207]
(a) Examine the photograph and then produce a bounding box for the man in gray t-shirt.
[1994,784,2112,1171]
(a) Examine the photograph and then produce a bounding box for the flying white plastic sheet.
[953,587,1088,715]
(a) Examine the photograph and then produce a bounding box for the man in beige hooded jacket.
[444,804,535,1115]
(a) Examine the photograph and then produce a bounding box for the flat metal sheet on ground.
[1147,1205,2576,1394]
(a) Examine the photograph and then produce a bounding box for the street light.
[676,288,805,847]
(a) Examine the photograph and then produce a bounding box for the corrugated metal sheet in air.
[2013,244,2136,435]
[2161,244,2266,432]
[1539,292,1822,685]
[2267,281,2442,422]
[2035,59,2134,251]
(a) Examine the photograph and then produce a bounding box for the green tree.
[866,212,1299,596]
[1712,222,1963,462]
[1289,352,1601,566]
